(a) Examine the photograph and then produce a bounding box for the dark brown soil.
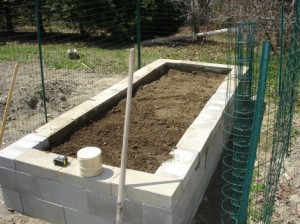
[50,69,226,173]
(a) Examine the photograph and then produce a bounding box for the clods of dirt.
[50,69,226,173]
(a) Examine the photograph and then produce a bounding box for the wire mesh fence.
[0,1,136,146]
[0,1,42,145]
[0,0,229,147]
[222,1,300,223]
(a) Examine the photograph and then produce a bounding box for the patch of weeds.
[247,171,266,222]
[251,183,265,194]
[34,86,43,97]
[53,61,65,70]
[291,126,300,138]
[248,206,263,223]
[33,86,48,102]
[252,170,261,179]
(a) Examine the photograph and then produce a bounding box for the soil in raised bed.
[50,69,226,173]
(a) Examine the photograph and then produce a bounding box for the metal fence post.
[35,0,48,123]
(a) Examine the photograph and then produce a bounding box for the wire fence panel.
[35,0,135,117]
[1,1,138,146]
[1,0,229,147]
[0,1,42,146]
[222,1,300,223]
[262,2,300,222]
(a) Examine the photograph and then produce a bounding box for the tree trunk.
[38,8,46,35]
[5,7,14,33]
[79,23,87,35]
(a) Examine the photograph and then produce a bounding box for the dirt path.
[0,62,125,147]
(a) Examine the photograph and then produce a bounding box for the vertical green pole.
[35,0,48,123]
[136,0,141,69]
[238,41,271,224]
[262,2,300,222]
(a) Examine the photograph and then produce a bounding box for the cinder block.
[202,103,224,113]
[194,111,220,124]
[217,78,231,91]
[112,169,182,209]
[12,133,49,149]
[155,148,198,189]
[202,64,230,73]
[132,59,168,86]
[90,82,127,111]
[134,59,166,79]
[190,155,206,195]
[58,158,85,188]
[213,92,227,101]
[172,180,193,224]
[83,164,120,195]
[110,78,128,93]
[155,58,178,65]
[142,204,172,224]
[65,207,110,224]
[2,187,23,213]
[170,61,229,74]
[176,126,211,152]
[209,98,226,106]
[0,167,41,197]
[34,117,76,146]
[0,133,48,169]
[122,198,143,224]
[191,180,206,216]
[38,178,88,213]
[59,160,119,195]
[86,191,116,221]
[91,86,122,102]
[0,145,29,170]
[15,149,62,181]
[177,109,223,153]
[203,154,221,189]
[21,194,66,224]
[59,100,101,121]
[86,191,142,224]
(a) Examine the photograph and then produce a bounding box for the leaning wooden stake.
[0,63,19,148]
[116,48,135,224]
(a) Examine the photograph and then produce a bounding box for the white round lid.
[77,147,101,160]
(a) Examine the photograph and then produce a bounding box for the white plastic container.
[77,147,103,177]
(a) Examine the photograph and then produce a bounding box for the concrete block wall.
[0,60,237,224]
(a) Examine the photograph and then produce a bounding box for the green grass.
[0,42,38,62]
[141,42,228,66]
[0,41,227,74]
[43,45,132,73]
[291,125,300,138]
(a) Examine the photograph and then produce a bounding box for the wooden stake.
[0,63,19,148]
[116,48,135,224]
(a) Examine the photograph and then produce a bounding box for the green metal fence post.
[35,0,48,123]
[238,41,270,224]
